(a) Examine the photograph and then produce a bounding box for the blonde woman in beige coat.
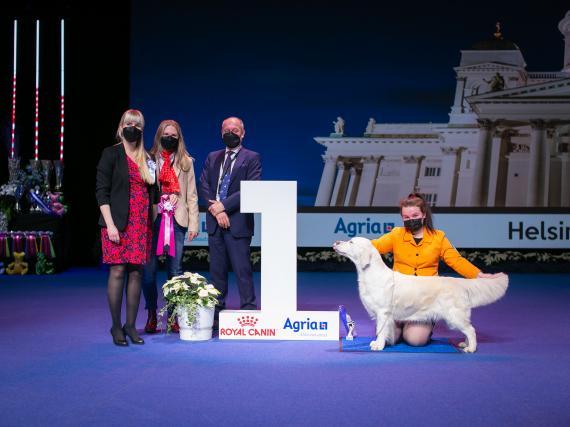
[142,119,199,333]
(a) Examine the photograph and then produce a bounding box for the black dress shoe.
[110,328,128,346]
[123,325,145,344]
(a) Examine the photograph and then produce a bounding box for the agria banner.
[187,212,570,249]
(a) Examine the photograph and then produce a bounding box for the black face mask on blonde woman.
[123,126,141,143]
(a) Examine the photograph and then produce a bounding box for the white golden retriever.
[333,237,508,353]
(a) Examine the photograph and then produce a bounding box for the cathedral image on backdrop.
[314,13,570,208]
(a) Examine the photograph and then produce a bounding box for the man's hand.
[208,199,225,216]
[216,212,230,229]
[187,231,199,241]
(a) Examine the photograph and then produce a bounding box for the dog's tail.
[461,274,509,308]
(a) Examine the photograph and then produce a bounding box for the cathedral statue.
[484,72,505,92]
[365,117,376,134]
[333,116,345,135]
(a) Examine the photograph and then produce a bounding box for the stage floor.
[1,269,569,426]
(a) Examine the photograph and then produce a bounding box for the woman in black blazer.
[96,109,157,346]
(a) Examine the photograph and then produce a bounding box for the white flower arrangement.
[0,183,17,197]
[159,272,220,332]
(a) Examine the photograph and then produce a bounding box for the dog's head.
[333,237,379,270]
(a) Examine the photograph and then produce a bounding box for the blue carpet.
[340,336,460,353]
[1,269,570,426]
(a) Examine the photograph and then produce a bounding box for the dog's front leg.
[370,310,395,351]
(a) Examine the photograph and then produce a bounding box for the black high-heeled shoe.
[110,327,128,346]
[123,325,145,345]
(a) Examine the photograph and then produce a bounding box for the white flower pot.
[176,305,215,341]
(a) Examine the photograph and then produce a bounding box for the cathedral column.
[330,160,349,207]
[486,128,513,207]
[540,126,555,206]
[470,119,494,206]
[559,152,570,207]
[451,77,466,115]
[355,156,381,206]
[401,155,424,195]
[438,147,462,206]
[344,163,362,206]
[486,130,502,207]
[527,120,546,207]
[315,154,338,206]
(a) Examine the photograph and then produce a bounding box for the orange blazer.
[370,227,480,278]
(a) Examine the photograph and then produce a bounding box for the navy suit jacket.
[199,147,262,238]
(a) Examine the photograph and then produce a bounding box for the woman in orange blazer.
[370,193,500,347]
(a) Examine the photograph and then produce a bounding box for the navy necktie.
[218,151,235,200]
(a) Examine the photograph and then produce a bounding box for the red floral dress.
[101,156,151,264]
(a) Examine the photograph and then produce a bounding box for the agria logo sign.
[283,317,329,336]
[219,315,276,337]
[334,217,394,237]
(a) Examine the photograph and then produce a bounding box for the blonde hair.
[150,119,192,172]
[115,109,154,184]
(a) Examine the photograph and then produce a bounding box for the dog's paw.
[462,346,477,353]
[458,341,467,348]
[370,340,385,351]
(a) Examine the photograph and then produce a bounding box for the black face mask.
[222,132,241,149]
[404,218,424,233]
[123,126,142,143]
[161,136,179,152]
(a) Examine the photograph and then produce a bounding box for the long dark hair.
[399,193,435,233]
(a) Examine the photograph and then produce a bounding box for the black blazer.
[96,143,156,231]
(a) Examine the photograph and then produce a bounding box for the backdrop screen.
[130,1,569,208]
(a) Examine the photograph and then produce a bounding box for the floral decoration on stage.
[1,157,68,219]
[159,272,220,332]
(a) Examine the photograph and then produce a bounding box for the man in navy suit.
[200,117,262,323]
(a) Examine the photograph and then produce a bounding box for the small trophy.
[346,313,356,341]
[41,160,54,192]
[29,186,42,212]
[339,305,357,341]
[53,160,64,192]
[8,157,21,183]
[14,183,24,213]
[29,159,42,174]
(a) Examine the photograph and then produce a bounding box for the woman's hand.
[477,271,505,279]
[187,231,199,241]
[169,193,179,205]
[107,224,120,244]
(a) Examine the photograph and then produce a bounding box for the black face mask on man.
[403,218,424,233]
[123,126,142,143]
[161,136,179,152]
[222,132,241,149]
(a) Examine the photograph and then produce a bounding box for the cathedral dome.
[471,38,520,50]
[470,22,520,51]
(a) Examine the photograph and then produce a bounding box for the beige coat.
[155,154,199,233]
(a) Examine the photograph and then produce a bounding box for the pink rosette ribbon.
[0,232,9,258]
[25,232,38,259]
[39,232,56,259]
[11,232,25,253]
[157,194,176,257]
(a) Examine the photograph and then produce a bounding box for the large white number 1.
[241,181,297,312]
[218,181,338,341]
